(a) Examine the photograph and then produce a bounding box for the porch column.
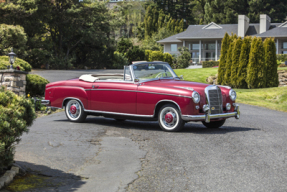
[276,39,279,54]
[183,40,185,47]
[164,44,165,53]
[215,40,218,61]
[199,40,202,62]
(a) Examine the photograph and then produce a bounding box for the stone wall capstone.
[0,69,28,96]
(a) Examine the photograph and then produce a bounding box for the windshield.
[132,63,177,81]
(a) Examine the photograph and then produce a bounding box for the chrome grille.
[206,86,223,114]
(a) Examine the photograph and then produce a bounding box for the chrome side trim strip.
[84,109,153,118]
[84,89,192,98]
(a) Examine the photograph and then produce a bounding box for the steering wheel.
[155,72,166,79]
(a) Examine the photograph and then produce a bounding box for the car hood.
[142,79,231,95]
[143,79,211,92]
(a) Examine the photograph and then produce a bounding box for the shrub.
[149,51,164,61]
[125,46,145,63]
[231,37,242,87]
[264,38,279,88]
[0,86,36,170]
[277,54,287,62]
[163,52,173,65]
[112,51,128,69]
[177,47,191,69]
[26,74,50,97]
[218,33,230,84]
[145,50,152,61]
[202,61,219,68]
[0,56,32,72]
[237,36,252,89]
[117,38,133,54]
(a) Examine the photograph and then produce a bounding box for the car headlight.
[192,91,200,103]
[229,89,237,101]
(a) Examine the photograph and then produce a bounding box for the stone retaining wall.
[206,70,287,87]
[0,69,28,96]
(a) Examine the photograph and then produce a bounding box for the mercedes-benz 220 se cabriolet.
[42,61,240,132]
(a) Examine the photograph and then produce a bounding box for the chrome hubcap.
[160,107,178,129]
[67,101,81,119]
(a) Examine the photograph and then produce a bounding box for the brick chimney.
[238,15,249,37]
[260,14,271,34]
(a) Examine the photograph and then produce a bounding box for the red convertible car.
[42,61,240,132]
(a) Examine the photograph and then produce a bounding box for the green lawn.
[174,67,287,112]
[174,68,218,83]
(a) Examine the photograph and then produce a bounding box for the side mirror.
[179,75,184,80]
[134,78,140,82]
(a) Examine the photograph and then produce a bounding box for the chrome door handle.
[92,85,99,89]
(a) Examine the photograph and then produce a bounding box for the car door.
[90,66,137,114]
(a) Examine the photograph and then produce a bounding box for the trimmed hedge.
[0,86,36,170]
[149,51,164,61]
[202,61,219,68]
[163,52,173,65]
[277,54,287,62]
[0,56,32,72]
[26,74,49,96]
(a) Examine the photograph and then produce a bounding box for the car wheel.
[202,119,226,128]
[158,104,185,132]
[115,119,126,122]
[65,99,87,122]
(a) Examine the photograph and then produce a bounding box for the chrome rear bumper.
[41,100,50,106]
[182,104,240,122]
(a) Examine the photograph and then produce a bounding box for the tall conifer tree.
[247,37,265,88]
[218,33,230,85]
[264,38,279,87]
[237,36,252,88]
[231,37,242,87]
[224,34,237,85]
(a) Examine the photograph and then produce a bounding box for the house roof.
[157,22,287,44]
[256,23,287,37]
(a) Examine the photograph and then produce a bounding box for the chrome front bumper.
[182,104,240,123]
[41,100,50,106]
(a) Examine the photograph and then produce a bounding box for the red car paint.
[44,77,235,118]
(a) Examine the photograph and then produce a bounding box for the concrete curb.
[0,166,19,189]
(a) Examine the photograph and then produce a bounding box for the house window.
[207,43,216,50]
[192,44,200,50]
[171,44,177,52]
[283,42,287,49]
[283,51,287,54]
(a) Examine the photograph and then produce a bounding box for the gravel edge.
[0,166,19,189]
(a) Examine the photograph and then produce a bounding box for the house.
[157,14,287,63]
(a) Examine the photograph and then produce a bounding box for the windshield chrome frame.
[129,62,178,83]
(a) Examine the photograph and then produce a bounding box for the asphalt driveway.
[2,69,287,191]
[2,103,286,192]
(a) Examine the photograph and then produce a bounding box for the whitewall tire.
[158,104,185,132]
[65,99,87,122]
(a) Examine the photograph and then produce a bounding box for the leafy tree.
[0,0,114,69]
[218,33,230,85]
[264,38,279,87]
[177,47,191,69]
[0,24,27,58]
[237,36,252,88]
[231,37,242,87]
